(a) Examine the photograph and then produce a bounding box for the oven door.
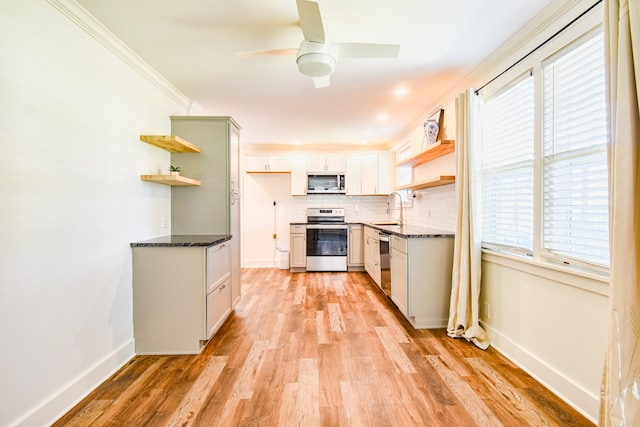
[306,224,348,271]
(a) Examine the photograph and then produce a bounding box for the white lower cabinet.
[390,237,408,316]
[132,241,232,354]
[289,225,306,271]
[348,224,364,268]
[390,234,454,329]
[364,225,381,287]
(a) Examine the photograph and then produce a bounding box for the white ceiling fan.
[237,0,400,88]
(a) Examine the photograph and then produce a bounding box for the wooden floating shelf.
[140,135,201,153]
[140,174,201,186]
[395,176,456,191]
[395,140,455,168]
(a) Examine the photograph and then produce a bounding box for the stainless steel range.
[306,208,348,272]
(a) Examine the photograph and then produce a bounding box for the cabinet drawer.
[206,278,231,339]
[291,225,306,234]
[392,235,407,253]
[207,243,231,293]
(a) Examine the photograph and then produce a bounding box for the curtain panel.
[447,89,489,350]
[600,0,640,425]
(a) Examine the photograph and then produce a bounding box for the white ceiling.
[76,0,556,146]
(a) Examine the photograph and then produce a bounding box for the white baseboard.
[243,258,285,268]
[482,323,599,424]
[14,339,135,427]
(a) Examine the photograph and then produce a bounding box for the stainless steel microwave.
[307,172,346,194]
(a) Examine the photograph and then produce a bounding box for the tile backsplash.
[291,184,456,232]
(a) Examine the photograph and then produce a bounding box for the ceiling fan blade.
[296,0,325,43]
[236,48,298,58]
[335,43,400,59]
[313,75,330,89]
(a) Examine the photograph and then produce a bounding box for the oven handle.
[306,224,348,230]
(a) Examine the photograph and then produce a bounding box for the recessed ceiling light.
[361,140,367,144]
[376,112,388,122]
[394,86,408,97]
[294,139,301,145]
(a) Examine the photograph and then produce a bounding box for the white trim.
[482,323,599,424]
[45,0,202,114]
[482,249,609,296]
[12,340,134,427]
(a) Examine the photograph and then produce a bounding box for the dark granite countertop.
[130,235,231,247]
[289,221,454,238]
[363,223,455,239]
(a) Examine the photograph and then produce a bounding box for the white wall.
[0,1,191,425]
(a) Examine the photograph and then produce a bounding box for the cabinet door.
[391,247,408,316]
[267,155,291,172]
[345,155,362,195]
[376,151,394,194]
[361,154,379,195]
[290,233,306,268]
[348,225,364,266]
[229,125,241,307]
[290,156,307,195]
[306,155,326,172]
[245,155,268,172]
[326,155,346,171]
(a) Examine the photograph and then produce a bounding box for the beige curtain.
[599,0,640,425]
[447,89,489,350]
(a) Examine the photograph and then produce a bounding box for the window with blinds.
[542,27,609,268]
[481,73,535,255]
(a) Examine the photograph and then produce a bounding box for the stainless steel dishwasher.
[378,232,391,296]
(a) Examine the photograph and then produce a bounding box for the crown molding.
[46,0,202,113]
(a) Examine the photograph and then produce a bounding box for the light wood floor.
[55,269,594,426]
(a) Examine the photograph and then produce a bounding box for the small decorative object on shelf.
[424,120,439,145]
[421,108,444,150]
[169,165,181,176]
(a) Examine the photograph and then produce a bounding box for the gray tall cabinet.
[170,116,241,307]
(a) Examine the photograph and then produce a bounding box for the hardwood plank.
[53,269,595,427]
[165,355,228,426]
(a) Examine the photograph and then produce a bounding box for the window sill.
[481,248,609,297]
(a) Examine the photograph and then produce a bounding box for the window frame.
[478,6,609,277]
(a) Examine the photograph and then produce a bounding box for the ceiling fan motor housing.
[296,41,336,77]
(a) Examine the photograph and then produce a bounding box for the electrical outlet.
[161,215,169,228]
[483,302,491,320]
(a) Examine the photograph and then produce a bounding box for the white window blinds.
[542,27,609,268]
[481,73,535,254]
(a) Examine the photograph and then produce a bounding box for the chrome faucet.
[387,191,404,227]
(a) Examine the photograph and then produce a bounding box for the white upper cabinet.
[361,152,394,195]
[245,155,290,172]
[290,155,307,195]
[306,155,346,172]
[345,155,362,195]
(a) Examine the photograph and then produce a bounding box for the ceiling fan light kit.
[296,41,336,77]
[236,0,400,88]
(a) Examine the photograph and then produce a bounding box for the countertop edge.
[130,235,232,247]
[362,223,455,239]
[289,221,455,238]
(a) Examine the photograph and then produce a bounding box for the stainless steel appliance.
[379,232,391,296]
[306,208,348,271]
[307,172,346,194]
